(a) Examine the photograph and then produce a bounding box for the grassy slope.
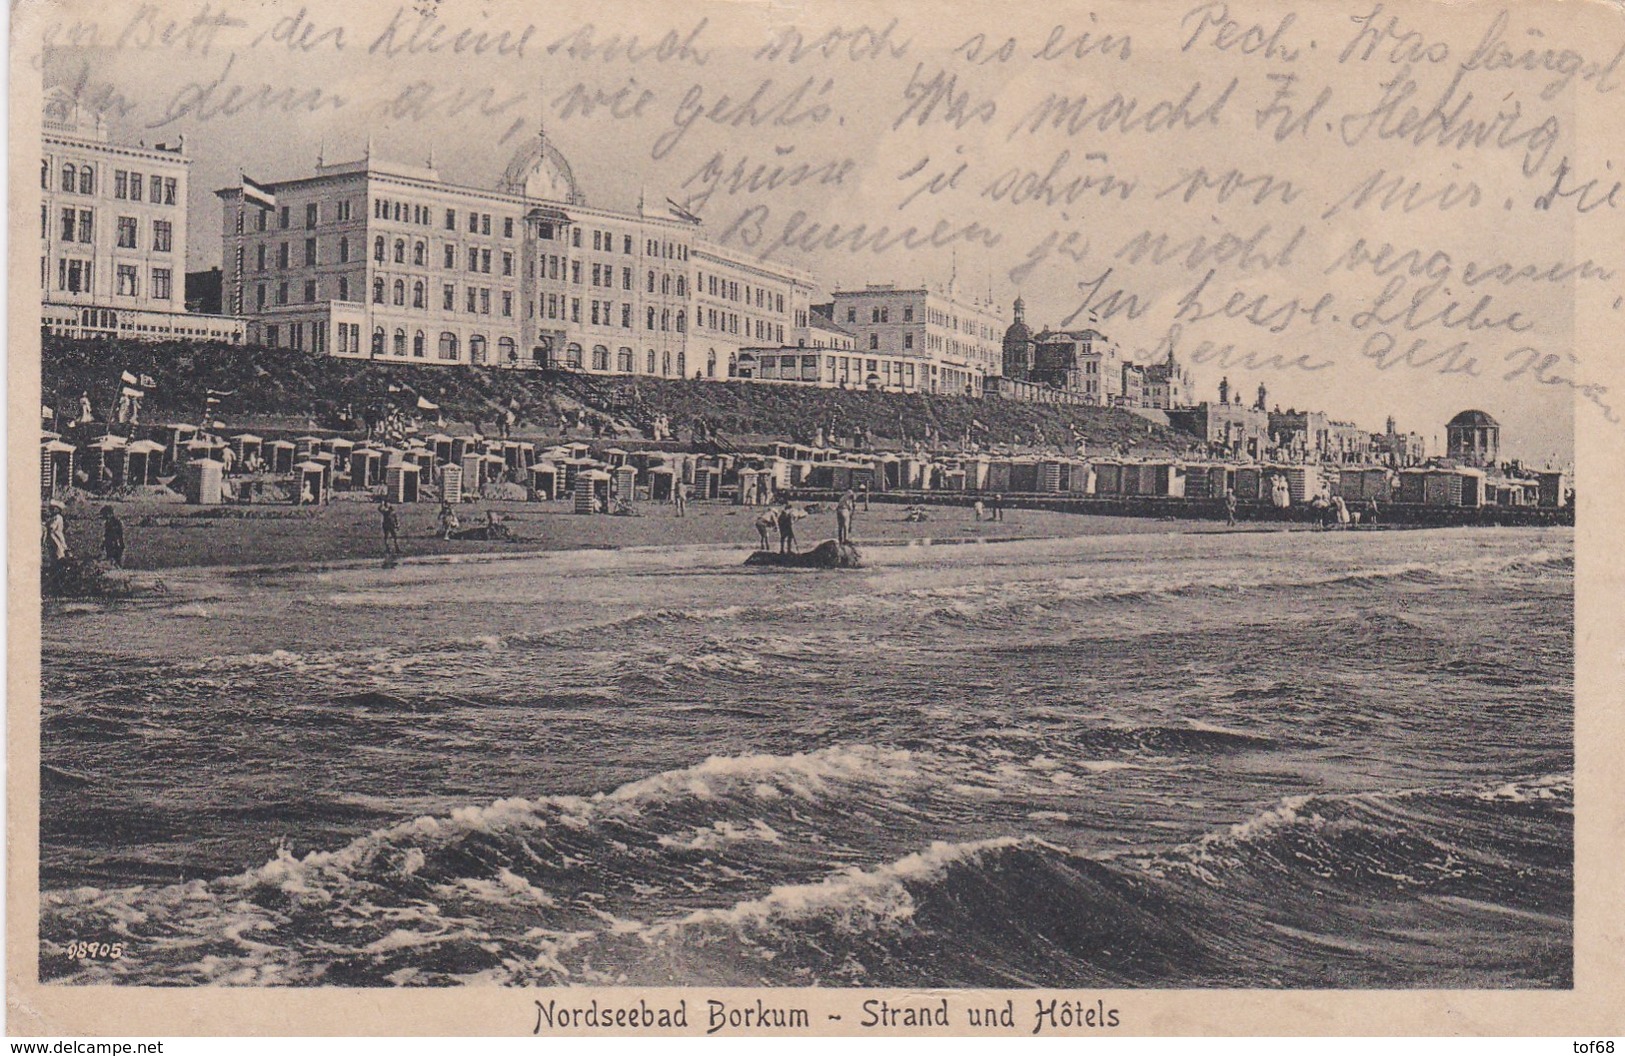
[43,336,1187,450]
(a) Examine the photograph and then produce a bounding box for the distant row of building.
[38,86,1466,468]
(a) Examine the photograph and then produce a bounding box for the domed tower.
[1001,297,1035,380]
[1446,409,1500,467]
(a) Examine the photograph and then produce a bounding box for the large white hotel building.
[215,134,820,382]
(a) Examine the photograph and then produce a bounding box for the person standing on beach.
[674,481,688,517]
[99,506,125,568]
[992,493,1005,522]
[42,501,69,569]
[1224,487,1238,528]
[777,502,797,554]
[836,489,856,545]
[755,509,777,551]
[381,501,401,556]
[438,500,459,540]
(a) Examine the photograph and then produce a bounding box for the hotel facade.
[215,135,814,380]
[824,285,1008,396]
[39,88,242,343]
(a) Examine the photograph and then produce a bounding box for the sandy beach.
[50,494,1263,574]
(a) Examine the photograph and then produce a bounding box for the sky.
[36,0,1619,464]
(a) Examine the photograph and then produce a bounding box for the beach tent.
[528,461,558,500]
[451,436,482,463]
[1008,461,1040,493]
[1280,465,1322,506]
[1038,461,1064,494]
[232,434,263,468]
[424,433,454,465]
[460,452,484,492]
[322,437,355,468]
[439,463,463,504]
[604,447,629,468]
[1069,461,1097,496]
[40,440,76,497]
[83,435,128,490]
[386,462,421,504]
[311,452,338,495]
[266,440,296,474]
[941,467,968,491]
[124,439,166,486]
[1142,462,1187,498]
[1534,470,1569,508]
[184,458,225,505]
[408,449,436,474]
[1092,460,1123,496]
[1232,465,1263,502]
[349,447,386,489]
[735,467,764,505]
[162,424,198,465]
[573,469,611,514]
[511,441,535,470]
[293,461,327,505]
[611,464,637,503]
[693,464,719,501]
[647,465,676,503]
[984,460,1012,494]
[565,442,591,460]
[293,435,322,460]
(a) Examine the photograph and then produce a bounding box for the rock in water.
[743,540,862,569]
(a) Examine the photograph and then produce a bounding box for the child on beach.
[438,500,460,540]
[100,506,125,568]
[380,501,400,556]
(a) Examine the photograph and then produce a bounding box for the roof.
[808,308,856,337]
[1447,409,1499,429]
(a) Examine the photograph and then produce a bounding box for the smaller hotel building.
[40,88,242,342]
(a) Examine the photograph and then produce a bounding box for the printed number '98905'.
[64,941,124,959]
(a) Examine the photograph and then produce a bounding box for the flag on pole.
[666,198,702,225]
[241,173,277,210]
[120,370,139,385]
[416,396,439,412]
[139,374,156,389]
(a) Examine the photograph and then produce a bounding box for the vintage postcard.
[8,0,1623,1039]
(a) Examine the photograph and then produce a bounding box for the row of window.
[45,208,173,252]
[698,271,786,313]
[51,257,171,299]
[562,344,688,377]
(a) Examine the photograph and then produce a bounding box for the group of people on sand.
[753,488,861,553]
[41,501,127,580]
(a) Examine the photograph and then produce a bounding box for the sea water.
[38,526,1572,987]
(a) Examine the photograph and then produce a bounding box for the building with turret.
[1446,409,1500,467]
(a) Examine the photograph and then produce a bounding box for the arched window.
[338,236,349,263]
[372,278,385,304]
[373,236,385,262]
[394,329,406,356]
[647,270,655,293]
[61,164,76,192]
[676,310,686,334]
[393,279,405,306]
[499,337,517,364]
[662,350,672,376]
[646,307,656,330]
[413,281,425,308]
[41,159,49,190]
[677,276,687,297]
[566,343,583,368]
[413,241,425,266]
[338,277,349,301]
[661,274,671,295]
[372,327,385,356]
[439,332,458,360]
[707,350,717,378]
[646,349,657,374]
[393,239,405,263]
[80,166,94,194]
[470,334,487,364]
[677,351,686,377]
[661,309,671,332]
[616,347,633,372]
[591,345,609,371]
[728,353,738,378]
[414,331,425,357]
